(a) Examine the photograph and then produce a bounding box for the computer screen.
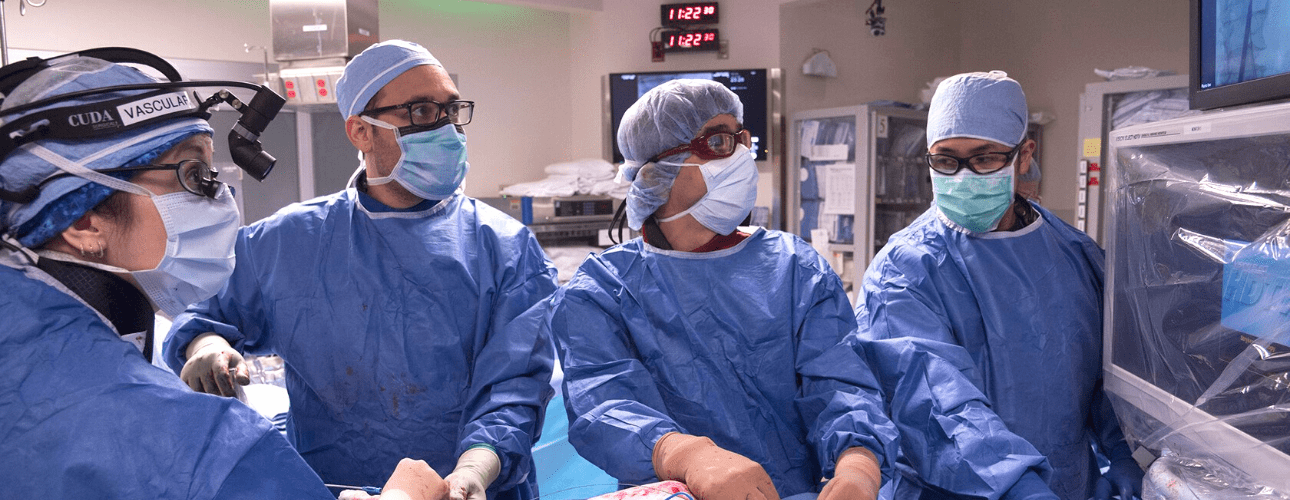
[1190,0,1290,109]
[607,69,768,163]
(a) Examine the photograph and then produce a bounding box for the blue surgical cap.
[927,71,1028,148]
[336,40,443,117]
[0,55,212,247]
[617,79,742,230]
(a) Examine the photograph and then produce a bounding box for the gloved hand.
[179,333,250,397]
[819,447,881,500]
[337,489,377,500]
[1093,458,1144,500]
[380,458,450,500]
[445,447,501,500]
[652,432,780,500]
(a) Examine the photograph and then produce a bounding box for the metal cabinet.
[786,104,930,292]
[1075,74,1192,243]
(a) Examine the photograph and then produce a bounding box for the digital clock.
[661,28,720,52]
[661,2,719,26]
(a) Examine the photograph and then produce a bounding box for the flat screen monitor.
[1190,0,1290,110]
[607,69,768,164]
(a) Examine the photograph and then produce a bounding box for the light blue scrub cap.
[0,56,211,247]
[927,71,1028,148]
[336,40,443,117]
[617,79,742,230]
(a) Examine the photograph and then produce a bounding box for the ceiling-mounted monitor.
[607,68,768,164]
[1189,0,1290,110]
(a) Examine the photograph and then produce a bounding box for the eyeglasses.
[361,99,475,127]
[37,159,221,198]
[924,145,1020,175]
[652,129,751,162]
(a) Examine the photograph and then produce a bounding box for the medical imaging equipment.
[1189,0,1290,110]
[1105,100,1290,495]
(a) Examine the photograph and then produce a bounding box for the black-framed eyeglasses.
[35,159,221,198]
[924,145,1020,175]
[360,99,475,127]
[652,128,751,162]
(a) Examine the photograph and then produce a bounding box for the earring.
[79,241,105,259]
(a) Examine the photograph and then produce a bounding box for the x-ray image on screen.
[1210,0,1290,86]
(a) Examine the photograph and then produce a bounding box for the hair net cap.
[927,71,1028,148]
[0,55,211,246]
[336,40,443,117]
[617,79,743,230]
[1018,158,1041,183]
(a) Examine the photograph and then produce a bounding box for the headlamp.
[0,47,286,203]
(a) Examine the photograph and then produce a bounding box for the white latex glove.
[179,332,249,397]
[444,447,501,500]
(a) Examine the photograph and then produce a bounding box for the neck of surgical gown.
[547,228,899,497]
[858,204,1119,500]
[0,250,332,499]
[163,190,558,498]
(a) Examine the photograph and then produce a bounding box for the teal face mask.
[931,162,1015,233]
[361,116,469,200]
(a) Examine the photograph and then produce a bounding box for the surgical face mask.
[931,160,1015,233]
[136,185,240,317]
[26,144,240,317]
[361,116,469,200]
[656,144,758,235]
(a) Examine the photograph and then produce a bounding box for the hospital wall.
[9,0,1190,225]
[6,0,576,200]
[564,0,789,161]
[779,0,1189,224]
[958,0,1189,224]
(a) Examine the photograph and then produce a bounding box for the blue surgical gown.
[855,204,1133,500]
[164,189,558,499]
[0,251,332,499]
[546,229,900,498]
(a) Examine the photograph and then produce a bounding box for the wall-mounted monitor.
[1189,0,1290,110]
[607,68,769,164]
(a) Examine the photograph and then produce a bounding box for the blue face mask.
[361,116,469,200]
[656,144,759,235]
[931,162,1015,233]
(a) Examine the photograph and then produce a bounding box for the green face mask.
[931,163,1015,233]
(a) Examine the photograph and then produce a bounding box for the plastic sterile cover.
[1104,101,1290,496]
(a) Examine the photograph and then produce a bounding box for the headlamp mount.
[0,47,286,203]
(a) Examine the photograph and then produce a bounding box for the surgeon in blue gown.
[854,71,1143,500]
[0,50,449,499]
[546,79,899,500]
[164,40,558,499]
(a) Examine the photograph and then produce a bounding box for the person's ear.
[1017,139,1037,174]
[345,115,375,155]
[54,211,111,261]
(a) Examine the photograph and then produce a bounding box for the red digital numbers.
[669,7,700,20]
[661,2,718,26]
[663,28,719,51]
[668,6,704,20]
